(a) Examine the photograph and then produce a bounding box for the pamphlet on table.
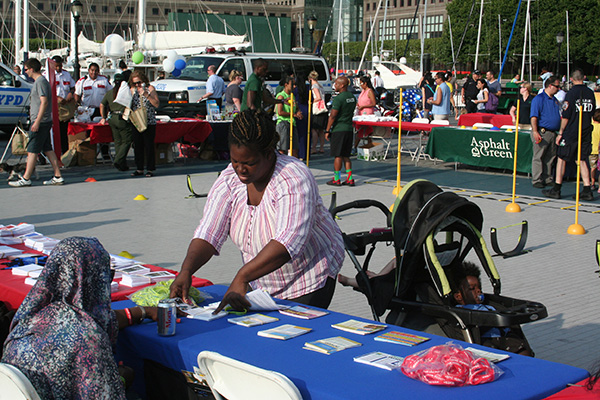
[331,319,387,335]
[304,336,362,354]
[374,331,430,346]
[353,351,405,370]
[257,324,312,340]
[279,305,329,319]
[228,313,279,327]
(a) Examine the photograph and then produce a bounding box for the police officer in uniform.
[461,70,481,114]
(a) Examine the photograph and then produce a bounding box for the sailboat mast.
[23,0,28,61]
[474,0,483,70]
[138,0,146,37]
[379,0,388,58]
[565,11,569,81]
[520,0,531,82]
[14,0,21,66]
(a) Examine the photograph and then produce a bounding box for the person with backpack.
[485,70,501,113]
[472,79,489,112]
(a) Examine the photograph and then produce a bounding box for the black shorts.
[557,140,591,162]
[330,130,353,157]
[27,122,53,153]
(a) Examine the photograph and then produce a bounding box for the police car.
[152,51,333,117]
[0,62,32,133]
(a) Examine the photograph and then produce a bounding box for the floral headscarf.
[1,237,125,399]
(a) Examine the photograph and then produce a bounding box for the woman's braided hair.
[229,109,280,155]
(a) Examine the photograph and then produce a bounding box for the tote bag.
[312,98,328,115]
[11,129,28,155]
[129,105,148,132]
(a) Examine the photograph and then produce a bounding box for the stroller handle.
[330,200,392,224]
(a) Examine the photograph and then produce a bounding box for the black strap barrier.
[490,221,528,258]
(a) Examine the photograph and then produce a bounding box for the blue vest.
[432,82,451,116]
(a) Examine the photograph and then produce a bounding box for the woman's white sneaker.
[43,176,64,185]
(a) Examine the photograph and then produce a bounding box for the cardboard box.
[357,142,385,161]
[155,143,174,165]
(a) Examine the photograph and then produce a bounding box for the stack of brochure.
[258,324,312,340]
[331,319,387,335]
[304,336,362,354]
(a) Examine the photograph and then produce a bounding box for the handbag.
[485,92,499,112]
[129,105,148,132]
[11,128,29,155]
[312,98,327,115]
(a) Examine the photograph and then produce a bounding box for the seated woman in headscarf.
[1,237,156,399]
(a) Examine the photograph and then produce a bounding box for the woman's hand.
[170,270,192,302]
[214,277,251,313]
[99,118,106,125]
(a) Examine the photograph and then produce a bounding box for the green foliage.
[444,0,600,73]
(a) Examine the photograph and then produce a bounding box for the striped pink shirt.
[194,153,344,300]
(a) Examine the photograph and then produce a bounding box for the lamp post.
[556,31,564,78]
[71,0,83,80]
[307,15,317,53]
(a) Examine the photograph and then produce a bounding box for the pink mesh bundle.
[401,343,503,386]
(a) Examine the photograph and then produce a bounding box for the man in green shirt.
[325,76,357,186]
[241,58,283,111]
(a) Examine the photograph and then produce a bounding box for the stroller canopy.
[391,180,484,299]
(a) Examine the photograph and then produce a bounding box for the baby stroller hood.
[391,180,483,299]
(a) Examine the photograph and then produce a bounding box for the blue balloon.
[171,68,181,77]
[174,59,186,70]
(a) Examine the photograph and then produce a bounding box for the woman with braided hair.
[170,109,344,311]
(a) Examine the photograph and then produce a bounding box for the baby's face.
[462,276,483,304]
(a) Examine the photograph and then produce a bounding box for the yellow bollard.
[568,104,586,235]
[393,89,403,195]
[307,89,312,166]
[289,93,294,157]
[506,99,522,213]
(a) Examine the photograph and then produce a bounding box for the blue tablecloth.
[114,285,588,400]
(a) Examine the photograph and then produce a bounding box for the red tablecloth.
[0,243,212,311]
[457,113,513,128]
[68,119,212,145]
[353,120,434,132]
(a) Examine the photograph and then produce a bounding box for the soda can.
[157,298,177,336]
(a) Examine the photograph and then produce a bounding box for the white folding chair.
[500,125,517,130]
[472,122,493,129]
[405,118,435,165]
[411,118,430,125]
[0,363,41,400]
[429,120,450,126]
[197,351,303,400]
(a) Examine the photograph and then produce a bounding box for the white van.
[0,62,32,132]
[152,52,332,117]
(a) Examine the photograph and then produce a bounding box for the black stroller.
[331,179,547,355]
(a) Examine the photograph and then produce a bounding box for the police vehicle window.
[178,56,225,81]
[0,68,13,86]
[293,60,327,80]
[265,60,284,82]
[219,58,245,82]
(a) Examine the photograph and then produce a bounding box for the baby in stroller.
[339,259,533,356]
[450,261,532,356]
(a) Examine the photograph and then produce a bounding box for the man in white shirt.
[43,55,75,153]
[75,62,113,159]
[75,62,113,118]
[371,71,384,89]
[200,65,226,107]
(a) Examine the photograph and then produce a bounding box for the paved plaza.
[1,141,600,372]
